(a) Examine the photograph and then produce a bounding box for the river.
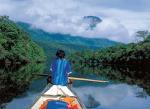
[1,63,150,109]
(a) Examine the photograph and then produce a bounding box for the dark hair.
[56,50,65,59]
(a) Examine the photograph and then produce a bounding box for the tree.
[136,30,149,41]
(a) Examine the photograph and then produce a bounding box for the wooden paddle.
[69,77,108,83]
[32,73,109,83]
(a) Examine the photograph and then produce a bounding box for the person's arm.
[66,61,73,84]
[66,61,72,75]
[50,59,55,72]
[50,64,52,72]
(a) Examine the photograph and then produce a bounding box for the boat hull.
[30,84,85,109]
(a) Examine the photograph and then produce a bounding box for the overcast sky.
[0,0,150,43]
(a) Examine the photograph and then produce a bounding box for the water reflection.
[0,63,45,107]
[2,63,150,109]
[73,64,150,96]
[5,80,150,109]
[73,84,150,109]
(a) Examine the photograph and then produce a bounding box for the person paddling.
[50,50,72,86]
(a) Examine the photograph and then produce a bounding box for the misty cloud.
[0,0,150,43]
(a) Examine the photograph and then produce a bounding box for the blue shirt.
[50,58,71,86]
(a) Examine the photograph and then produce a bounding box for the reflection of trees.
[0,63,45,106]
[86,95,100,108]
[135,91,147,98]
[73,63,150,96]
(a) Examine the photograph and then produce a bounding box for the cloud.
[0,0,150,43]
[73,84,132,108]
[80,0,150,12]
[73,84,145,108]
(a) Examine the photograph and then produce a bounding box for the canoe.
[30,84,86,109]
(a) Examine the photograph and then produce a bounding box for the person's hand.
[47,75,51,84]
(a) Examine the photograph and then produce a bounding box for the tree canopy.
[0,16,46,64]
[69,31,150,66]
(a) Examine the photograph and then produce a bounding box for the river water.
[1,63,150,109]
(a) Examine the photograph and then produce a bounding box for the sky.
[0,0,150,43]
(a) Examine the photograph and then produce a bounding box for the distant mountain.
[17,22,118,48]
[17,22,120,61]
[83,16,102,30]
[36,41,90,62]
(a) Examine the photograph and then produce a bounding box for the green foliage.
[70,32,150,66]
[36,41,90,64]
[136,30,149,40]
[0,16,46,63]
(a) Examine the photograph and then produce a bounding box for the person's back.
[50,50,71,86]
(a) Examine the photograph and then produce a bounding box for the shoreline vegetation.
[0,16,46,107]
[0,16,46,66]
[69,31,150,96]
[69,31,150,66]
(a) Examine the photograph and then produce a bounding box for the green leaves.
[69,31,150,67]
[0,16,45,63]
[136,30,149,40]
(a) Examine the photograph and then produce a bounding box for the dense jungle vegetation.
[0,16,45,65]
[69,31,150,66]
[0,16,46,106]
